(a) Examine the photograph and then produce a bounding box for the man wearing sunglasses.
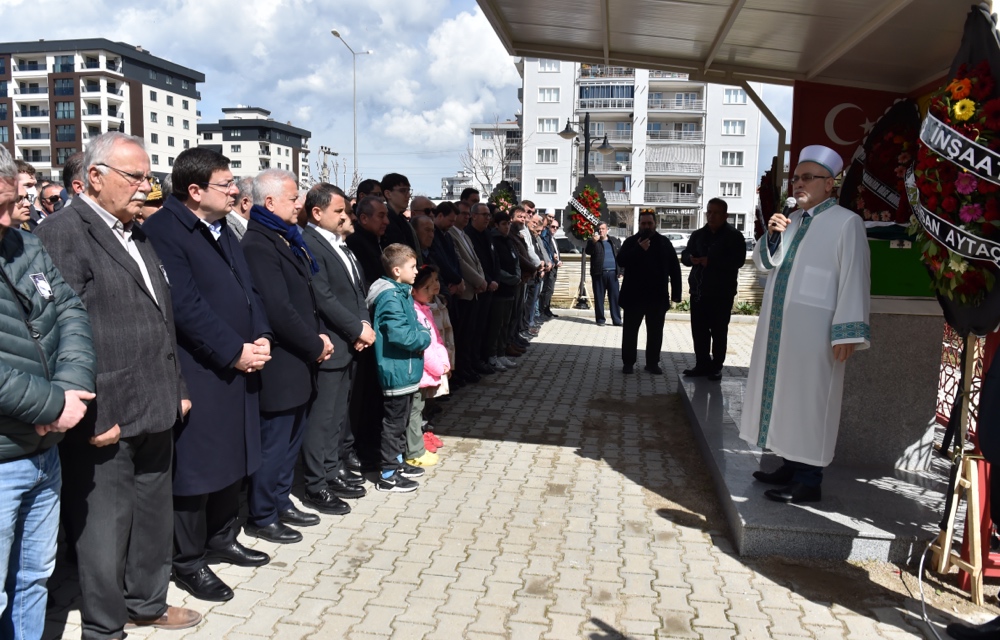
[35,183,63,222]
[740,144,870,506]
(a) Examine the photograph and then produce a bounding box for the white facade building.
[0,38,204,181]
[198,106,310,185]
[518,59,762,235]
[467,118,522,201]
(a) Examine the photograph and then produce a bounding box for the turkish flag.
[789,81,903,184]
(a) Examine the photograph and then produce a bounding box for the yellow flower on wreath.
[953,98,977,122]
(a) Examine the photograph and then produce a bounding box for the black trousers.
[248,405,308,527]
[539,267,558,313]
[487,297,514,357]
[349,349,383,467]
[474,291,494,362]
[60,430,173,639]
[381,394,413,473]
[172,479,242,574]
[508,283,525,343]
[690,294,735,372]
[302,365,353,493]
[592,270,621,324]
[778,458,824,487]
[621,301,668,367]
[451,298,477,374]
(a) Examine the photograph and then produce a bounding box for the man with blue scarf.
[241,169,334,544]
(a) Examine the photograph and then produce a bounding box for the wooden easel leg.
[966,457,984,605]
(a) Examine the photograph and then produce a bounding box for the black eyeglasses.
[42,195,61,205]
[790,173,831,184]
[96,163,155,186]
[199,179,237,192]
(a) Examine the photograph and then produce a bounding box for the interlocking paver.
[47,316,983,640]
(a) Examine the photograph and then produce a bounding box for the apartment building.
[0,38,204,181]
[198,106,311,185]
[467,117,522,201]
[441,169,474,200]
[518,59,762,235]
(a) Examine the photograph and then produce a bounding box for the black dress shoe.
[644,364,663,375]
[205,542,270,567]
[278,507,320,527]
[622,364,634,374]
[303,489,351,515]
[752,465,795,485]
[474,362,495,375]
[947,615,1000,639]
[172,567,234,602]
[708,371,723,381]
[682,368,711,377]
[328,477,367,498]
[764,483,822,504]
[336,465,365,486]
[344,449,362,472]
[245,521,303,543]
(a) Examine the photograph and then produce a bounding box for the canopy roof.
[477,0,977,93]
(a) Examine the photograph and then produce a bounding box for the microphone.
[782,197,796,217]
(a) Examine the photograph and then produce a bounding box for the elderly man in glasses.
[739,144,871,505]
[35,132,200,638]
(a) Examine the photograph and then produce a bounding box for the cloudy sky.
[3,0,792,196]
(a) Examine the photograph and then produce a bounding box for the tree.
[460,115,527,201]
[309,147,361,194]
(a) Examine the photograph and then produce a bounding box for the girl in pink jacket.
[411,266,450,457]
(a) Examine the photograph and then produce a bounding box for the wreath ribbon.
[920,114,1000,186]
[907,167,1000,265]
[569,197,601,226]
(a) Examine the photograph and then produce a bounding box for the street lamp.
[331,29,372,183]
[559,112,615,309]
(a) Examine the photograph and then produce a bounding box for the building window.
[183,139,190,149]
[0,104,6,120]
[151,154,159,165]
[537,148,558,163]
[538,88,560,103]
[538,59,560,72]
[536,179,557,193]
[0,127,9,143]
[481,131,493,140]
[720,182,742,197]
[151,133,159,144]
[165,76,173,85]
[286,149,290,156]
[183,120,190,130]
[150,112,158,123]
[231,144,241,153]
[722,119,746,135]
[166,95,174,106]
[148,69,156,80]
[0,81,6,99]
[204,133,213,140]
[149,90,157,102]
[168,157,174,166]
[721,151,744,166]
[232,130,242,137]
[481,149,494,160]
[55,102,75,119]
[231,160,242,169]
[182,99,189,110]
[56,147,77,165]
[181,80,189,90]
[167,116,174,127]
[55,125,76,142]
[724,88,747,104]
[538,118,559,133]
[53,79,73,96]
[168,136,175,147]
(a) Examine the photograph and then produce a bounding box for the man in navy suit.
[241,170,333,544]
[142,148,273,602]
[300,183,375,514]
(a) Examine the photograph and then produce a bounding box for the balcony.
[21,155,51,164]
[13,86,49,97]
[648,99,705,111]
[647,130,705,143]
[644,192,699,204]
[13,63,47,74]
[580,65,634,80]
[82,107,102,117]
[602,130,633,142]
[588,160,631,173]
[82,84,101,94]
[578,98,633,111]
[17,109,49,119]
[606,191,630,203]
[15,132,50,141]
[107,61,122,73]
[645,162,701,175]
[649,70,690,81]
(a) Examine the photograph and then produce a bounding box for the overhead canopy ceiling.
[477,0,978,93]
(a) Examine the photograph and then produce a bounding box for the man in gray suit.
[35,132,200,639]
[300,183,374,515]
[226,177,253,241]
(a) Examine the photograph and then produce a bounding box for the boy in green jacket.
[365,243,432,492]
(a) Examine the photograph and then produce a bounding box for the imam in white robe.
[739,198,871,467]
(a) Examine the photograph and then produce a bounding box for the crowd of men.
[0,133,567,640]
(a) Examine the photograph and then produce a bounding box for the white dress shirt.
[80,194,158,305]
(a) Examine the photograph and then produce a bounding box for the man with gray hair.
[226,176,253,240]
[0,143,96,640]
[35,132,200,637]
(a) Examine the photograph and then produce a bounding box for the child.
[365,244,432,493]
[411,265,450,458]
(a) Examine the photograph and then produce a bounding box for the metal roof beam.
[739,80,787,187]
[806,0,915,80]
[703,0,746,72]
[601,0,611,65]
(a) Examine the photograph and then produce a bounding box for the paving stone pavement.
[45,314,949,640]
